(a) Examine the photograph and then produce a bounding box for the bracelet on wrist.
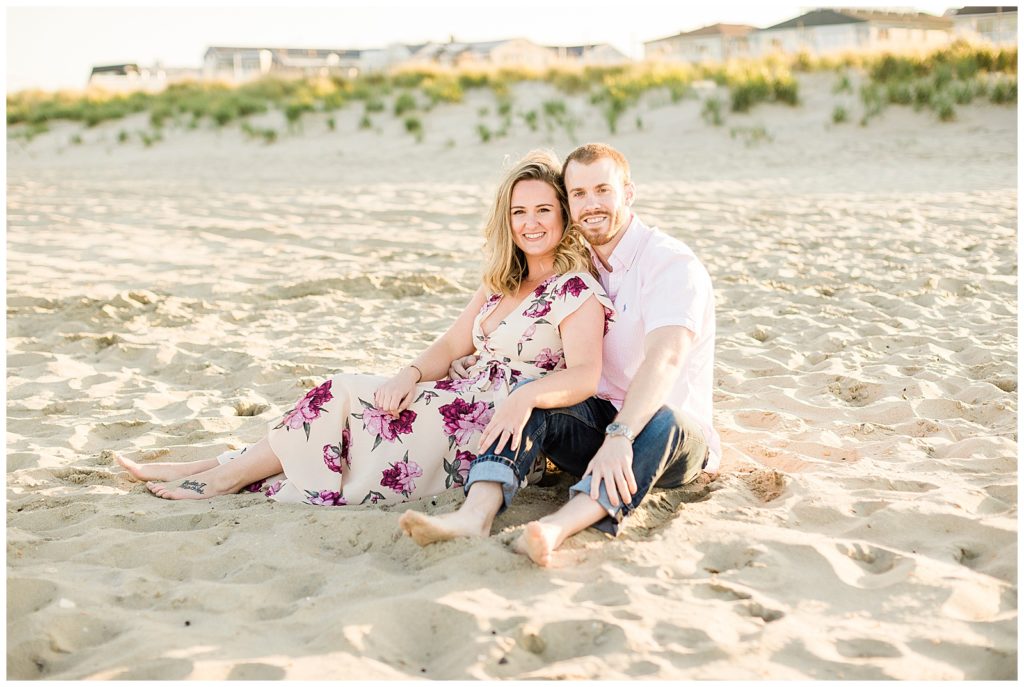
[408,364,423,382]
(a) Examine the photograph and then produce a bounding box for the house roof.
[946,6,1017,15]
[644,23,756,45]
[547,43,629,58]
[763,8,952,31]
[204,46,363,58]
[90,64,140,76]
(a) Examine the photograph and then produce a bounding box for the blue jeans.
[465,397,709,536]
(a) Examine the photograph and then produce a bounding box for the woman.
[119,150,613,507]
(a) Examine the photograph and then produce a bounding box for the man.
[399,143,720,566]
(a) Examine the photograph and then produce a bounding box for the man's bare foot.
[399,510,489,546]
[117,454,217,482]
[512,521,564,567]
[146,476,232,500]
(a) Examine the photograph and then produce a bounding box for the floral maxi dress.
[258,271,614,507]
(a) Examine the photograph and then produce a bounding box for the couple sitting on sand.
[119,142,720,566]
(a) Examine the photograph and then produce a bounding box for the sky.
[6,0,965,92]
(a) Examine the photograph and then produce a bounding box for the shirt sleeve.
[640,249,711,337]
[548,272,616,334]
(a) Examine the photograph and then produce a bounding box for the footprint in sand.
[835,637,903,659]
[824,541,914,589]
[342,598,478,678]
[517,618,627,661]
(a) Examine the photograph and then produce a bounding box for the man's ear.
[624,181,637,206]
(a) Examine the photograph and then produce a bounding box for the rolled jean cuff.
[464,458,519,514]
[569,475,625,536]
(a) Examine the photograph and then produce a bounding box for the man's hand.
[583,436,638,508]
[448,354,478,380]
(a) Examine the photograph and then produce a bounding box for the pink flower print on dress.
[438,397,494,449]
[275,380,334,440]
[603,306,615,335]
[241,479,265,493]
[532,275,557,296]
[434,377,475,392]
[305,489,347,506]
[517,323,537,355]
[557,276,589,299]
[265,480,283,498]
[322,427,352,473]
[354,399,418,451]
[534,347,563,371]
[523,297,552,318]
[380,452,423,498]
[444,449,476,488]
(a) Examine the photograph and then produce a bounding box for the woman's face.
[509,179,564,262]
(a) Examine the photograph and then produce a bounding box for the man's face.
[564,157,634,247]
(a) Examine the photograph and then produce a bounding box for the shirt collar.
[591,214,648,274]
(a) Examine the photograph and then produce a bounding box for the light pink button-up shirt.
[592,215,721,472]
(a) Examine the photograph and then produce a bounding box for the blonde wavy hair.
[482,150,595,296]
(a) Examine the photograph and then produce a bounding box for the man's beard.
[575,207,629,246]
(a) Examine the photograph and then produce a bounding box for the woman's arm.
[476,294,604,454]
[374,287,487,415]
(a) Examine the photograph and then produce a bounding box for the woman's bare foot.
[512,521,565,567]
[117,454,218,483]
[399,510,490,546]
[146,471,235,500]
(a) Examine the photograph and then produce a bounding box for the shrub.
[422,75,463,104]
[394,92,417,116]
[358,114,372,129]
[521,109,538,131]
[497,96,513,117]
[70,133,83,145]
[476,123,492,142]
[772,76,799,105]
[701,97,724,126]
[886,81,913,105]
[833,73,853,94]
[729,125,772,147]
[321,91,346,111]
[404,116,423,141]
[364,98,385,113]
[284,97,315,128]
[542,99,567,119]
[933,94,956,121]
[117,129,128,143]
[327,117,336,131]
[990,78,1017,104]
[832,105,848,124]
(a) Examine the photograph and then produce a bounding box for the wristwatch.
[605,422,635,443]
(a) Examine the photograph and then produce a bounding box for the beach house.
[87,63,201,92]
[405,38,556,70]
[548,44,631,66]
[643,24,757,63]
[750,8,953,57]
[203,46,365,82]
[945,6,1018,44]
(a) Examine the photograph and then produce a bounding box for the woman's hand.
[477,388,536,455]
[373,367,420,417]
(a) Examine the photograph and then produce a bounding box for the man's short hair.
[562,143,631,185]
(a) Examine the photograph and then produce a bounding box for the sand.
[6,72,1017,679]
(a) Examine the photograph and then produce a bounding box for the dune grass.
[7,41,1015,141]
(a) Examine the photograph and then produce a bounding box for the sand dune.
[7,74,1017,679]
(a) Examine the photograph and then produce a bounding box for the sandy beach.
[6,72,1017,679]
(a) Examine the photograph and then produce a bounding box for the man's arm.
[584,325,694,507]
